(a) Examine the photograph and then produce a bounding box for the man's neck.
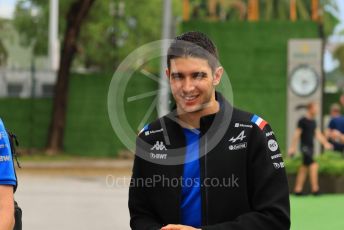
[177,99,220,129]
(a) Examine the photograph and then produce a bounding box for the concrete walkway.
[15,160,134,230]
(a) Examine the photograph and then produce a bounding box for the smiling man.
[128,31,290,230]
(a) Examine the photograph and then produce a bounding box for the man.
[326,103,344,153]
[288,102,333,195]
[0,118,17,230]
[329,103,341,119]
[129,31,290,230]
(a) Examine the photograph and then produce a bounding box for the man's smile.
[182,94,200,105]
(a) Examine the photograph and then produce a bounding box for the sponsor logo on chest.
[228,130,248,151]
[145,128,164,136]
[150,141,168,159]
[234,123,253,128]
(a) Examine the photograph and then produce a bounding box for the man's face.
[309,103,318,116]
[166,57,222,114]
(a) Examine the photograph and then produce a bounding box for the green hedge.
[0,98,52,148]
[0,71,157,156]
[285,152,344,176]
[64,72,157,156]
[183,21,319,151]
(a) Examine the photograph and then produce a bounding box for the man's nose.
[182,77,195,92]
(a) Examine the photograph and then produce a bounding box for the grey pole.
[49,0,59,71]
[158,0,172,117]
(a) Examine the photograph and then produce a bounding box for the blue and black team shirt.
[181,128,201,228]
[139,125,202,227]
[0,118,17,187]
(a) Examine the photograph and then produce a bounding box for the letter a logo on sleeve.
[251,114,268,130]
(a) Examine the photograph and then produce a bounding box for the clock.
[289,65,319,97]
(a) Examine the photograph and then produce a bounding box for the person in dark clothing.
[288,102,332,195]
[326,103,344,153]
[328,121,344,152]
[128,31,290,230]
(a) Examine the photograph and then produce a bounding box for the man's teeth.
[184,95,198,100]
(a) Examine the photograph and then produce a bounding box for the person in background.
[288,102,333,195]
[326,103,344,153]
[0,118,17,230]
[340,93,344,109]
[329,103,341,119]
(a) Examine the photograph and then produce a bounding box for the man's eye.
[194,73,206,79]
[172,74,182,80]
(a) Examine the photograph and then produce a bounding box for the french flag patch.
[251,114,268,130]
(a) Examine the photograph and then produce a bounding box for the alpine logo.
[150,153,167,160]
[229,131,246,143]
[151,141,167,151]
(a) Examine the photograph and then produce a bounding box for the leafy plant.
[285,151,344,176]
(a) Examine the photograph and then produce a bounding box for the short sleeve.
[0,119,17,187]
[328,118,336,129]
[297,118,304,129]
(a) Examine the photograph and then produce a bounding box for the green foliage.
[0,71,157,156]
[78,0,163,70]
[321,0,341,37]
[0,19,8,65]
[0,41,7,65]
[322,9,340,37]
[333,45,344,72]
[12,0,70,55]
[0,98,52,148]
[11,0,179,70]
[285,152,344,175]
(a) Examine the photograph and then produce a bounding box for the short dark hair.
[167,31,219,72]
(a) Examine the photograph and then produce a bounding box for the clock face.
[289,66,319,97]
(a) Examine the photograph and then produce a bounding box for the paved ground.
[15,160,133,230]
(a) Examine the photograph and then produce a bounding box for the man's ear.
[213,66,223,86]
[165,68,170,79]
